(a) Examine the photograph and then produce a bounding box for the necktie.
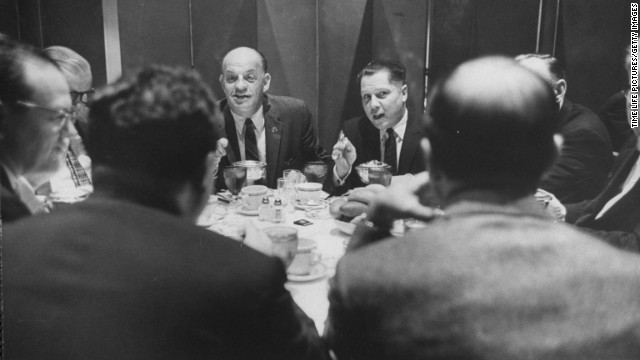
[244,118,259,161]
[384,128,397,174]
[66,148,92,187]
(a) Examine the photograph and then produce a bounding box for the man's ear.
[401,84,408,103]
[263,73,271,93]
[553,79,567,104]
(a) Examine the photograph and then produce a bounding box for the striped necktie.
[66,148,92,187]
[244,118,259,161]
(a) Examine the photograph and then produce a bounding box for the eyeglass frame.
[13,100,77,129]
[70,88,95,105]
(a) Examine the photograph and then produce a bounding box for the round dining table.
[199,197,351,334]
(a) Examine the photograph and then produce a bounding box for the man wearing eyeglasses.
[0,35,74,222]
[26,46,95,193]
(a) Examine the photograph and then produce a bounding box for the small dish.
[287,262,328,282]
[294,199,328,211]
[297,237,317,251]
[197,205,228,227]
[334,219,356,235]
[237,207,260,216]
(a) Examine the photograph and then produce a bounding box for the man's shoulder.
[265,94,307,109]
[340,214,608,276]
[562,101,609,134]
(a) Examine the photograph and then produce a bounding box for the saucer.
[294,199,327,211]
[287,263,327,282]
[197,205,228,227]
[297,237,317,251]
[238,207,260,216]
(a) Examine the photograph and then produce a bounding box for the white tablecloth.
[201,201,350,334]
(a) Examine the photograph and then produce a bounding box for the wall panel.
[318,0,371,149]
[258,0,317,125]
[372,0,427,119]
[40,0,107,86]
[191,0,257,100]
[118,0,190,76]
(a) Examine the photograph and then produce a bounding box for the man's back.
[4,196,322,360]
[327,196,640,360]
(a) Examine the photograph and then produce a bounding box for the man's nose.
[370,97,381,109]
[235,77,248,91]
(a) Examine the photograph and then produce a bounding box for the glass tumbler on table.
[223,165,247,208]
[303,161,328,184]
[368,167,392,187]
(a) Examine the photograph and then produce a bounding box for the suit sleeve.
[539,127,613,202]
[574,226,640,252]
[259,257,329,360]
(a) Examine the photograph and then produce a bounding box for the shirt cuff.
[333,165,352,186]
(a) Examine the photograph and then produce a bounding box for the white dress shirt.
[1,163,48,214]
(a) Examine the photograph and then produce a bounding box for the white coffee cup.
[241,185,268,210]
[295,182,322,206]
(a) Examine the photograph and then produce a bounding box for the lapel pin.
[272,127,278,133]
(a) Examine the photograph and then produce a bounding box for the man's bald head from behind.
[426,56,560,195]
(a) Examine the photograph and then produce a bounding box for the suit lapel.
[398,115,422,174]
[360,118,381,163]
[222,104,240,164]
[264,97,283,186]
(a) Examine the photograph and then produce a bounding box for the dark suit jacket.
[565,144,640,252]
[1,166,31,223]
[326,193,640,360]
[539,99,613,203]
[337,113,426,191]
[599,91,631,152]
[217,94,327,189]
[3,195,326,360]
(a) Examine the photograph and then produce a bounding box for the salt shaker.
[259,196,272,222]
[273,198,284,223]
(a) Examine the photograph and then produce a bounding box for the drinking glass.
[283,169,305,184]
[264,226,299,268]
[368,167,392,187]
[303,161,328,184]
[223,165,247,207]
[277,177,296,205]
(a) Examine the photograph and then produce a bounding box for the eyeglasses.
[70,88,95,105]
[14,100,77,129]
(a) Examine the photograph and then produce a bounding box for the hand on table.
[242,220,273,256]
[534,188,566,222]
[365,171,436,229]
[332,131,357,179]
[213,138,229,171]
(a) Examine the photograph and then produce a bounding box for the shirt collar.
[231,106,265,136]
[380,108,408,141]
[1,163,45,214]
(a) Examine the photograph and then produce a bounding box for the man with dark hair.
[3,65,327,360]
[326,57,640,359]
[332,60,426,191]
[516,53,613,203]
[217,46,327,189]
[0,34,74,222]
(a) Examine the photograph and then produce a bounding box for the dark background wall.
[0,0,633,149]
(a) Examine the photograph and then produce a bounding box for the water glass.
[223,165,247,207]
[303,161,328,184]
[283,169,305,184]
[368,167,392,187]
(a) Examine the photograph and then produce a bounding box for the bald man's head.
[426,56,559,194]
[219,47,271,118]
